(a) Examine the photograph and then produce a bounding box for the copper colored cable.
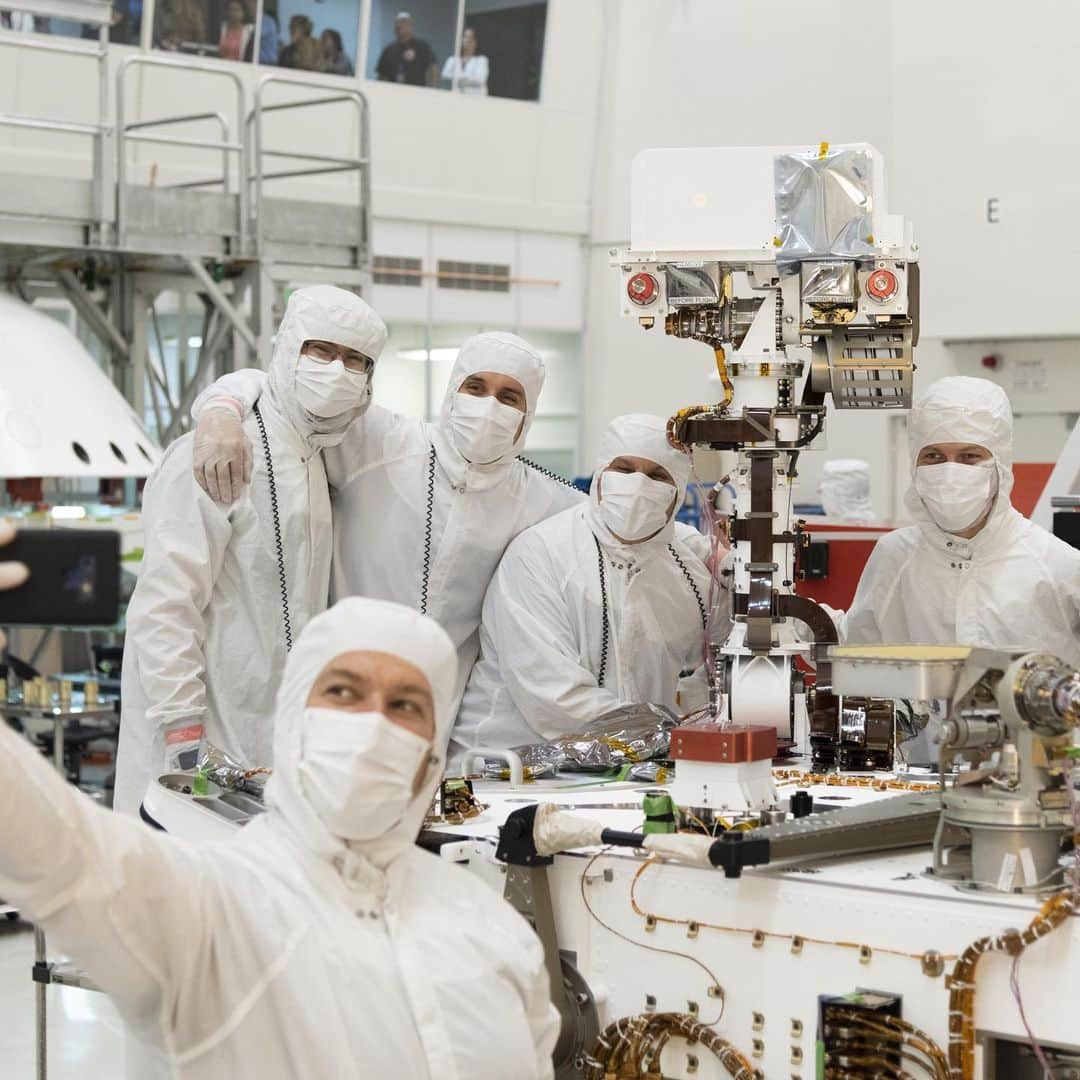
[580,851,725,1025]
[629,857,958,964]
[847,1013,950,1078]
[585,1012,754,1080]
[946,890,1074,1079]
[713,347,734,410]
[666,405,711,452]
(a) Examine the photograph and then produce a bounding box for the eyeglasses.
[302,340,374,375]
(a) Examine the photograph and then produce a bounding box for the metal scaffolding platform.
[0,2,372,441]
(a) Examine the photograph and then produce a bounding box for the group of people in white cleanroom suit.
[0,282,1076,1078]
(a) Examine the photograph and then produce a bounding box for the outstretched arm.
[0,718,208,1042]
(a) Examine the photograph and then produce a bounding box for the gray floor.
[0,918,125,1078]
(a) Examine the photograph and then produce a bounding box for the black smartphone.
[0,529,120,627]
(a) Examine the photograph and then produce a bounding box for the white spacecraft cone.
[0,292,161,478]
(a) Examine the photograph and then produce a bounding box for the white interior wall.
[370,219,583,331]
[889,2,1080,339]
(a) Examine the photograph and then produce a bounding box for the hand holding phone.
[0,527,120,628]
[0,522,30,648]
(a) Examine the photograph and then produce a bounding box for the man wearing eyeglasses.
[114,285,388,820]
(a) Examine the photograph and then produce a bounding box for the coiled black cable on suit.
[519,456,583,493]
[417,453,574,615]
[593,534,610,687]
[593,539,707,689]
[253,402,292,651]
[420,445,437,614]
[668,544,708,631]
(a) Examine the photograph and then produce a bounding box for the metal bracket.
[54,269,130,359]
[503,863,597,1078]
[184,257,258,357]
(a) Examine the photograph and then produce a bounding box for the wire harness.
[823,1005,950,1079]
[946,890,1075,1080]
[584,1011,756,1080]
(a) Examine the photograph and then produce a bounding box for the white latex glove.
[193,402,252,505]
[0,521,29,651]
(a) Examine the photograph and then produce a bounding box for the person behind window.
[278,12,320,70]
[441,27,488,95]
[218,0,253,61]
[243,0,278,63]
[82,0,139,42]
[110,0,140,42]
[156,0,206,50]
[320,27,353,76]
[375,11,436,87]
[1,8,48,31]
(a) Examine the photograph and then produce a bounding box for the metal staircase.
[0,0,372,442]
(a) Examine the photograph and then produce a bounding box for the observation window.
[367,0,547,102]
[151,0,358,72]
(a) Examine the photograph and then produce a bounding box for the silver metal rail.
[248,75,370,267]
[4,0,111,23]
[115,54,248,252]
[125,110,232,189]
[0,27,111,243]
[0,32,107,57]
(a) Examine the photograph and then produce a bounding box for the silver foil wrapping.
[480,704,676,780]
[196,742,269,799]
[774,146,874,268]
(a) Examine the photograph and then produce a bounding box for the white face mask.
[294,355,370,418]
[297,709,434,842]
[914,460,996,534]
[597,469,676,543]
[448,391,523,464]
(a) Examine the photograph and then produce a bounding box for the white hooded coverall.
[839,376,1080,664]
[819,458,876,523]
[453,414,712,755]
[191,332,583,711]
[115,286,388,815]
[0,598,558,1079]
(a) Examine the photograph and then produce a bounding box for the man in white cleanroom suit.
[114,286,387,816]
[452,413,714,757]
[0,598,559,1079]
[189,332,583,712]
[819,458,876,523]
[837,376,1080,664]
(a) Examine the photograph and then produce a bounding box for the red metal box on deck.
[670,723,777,763]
